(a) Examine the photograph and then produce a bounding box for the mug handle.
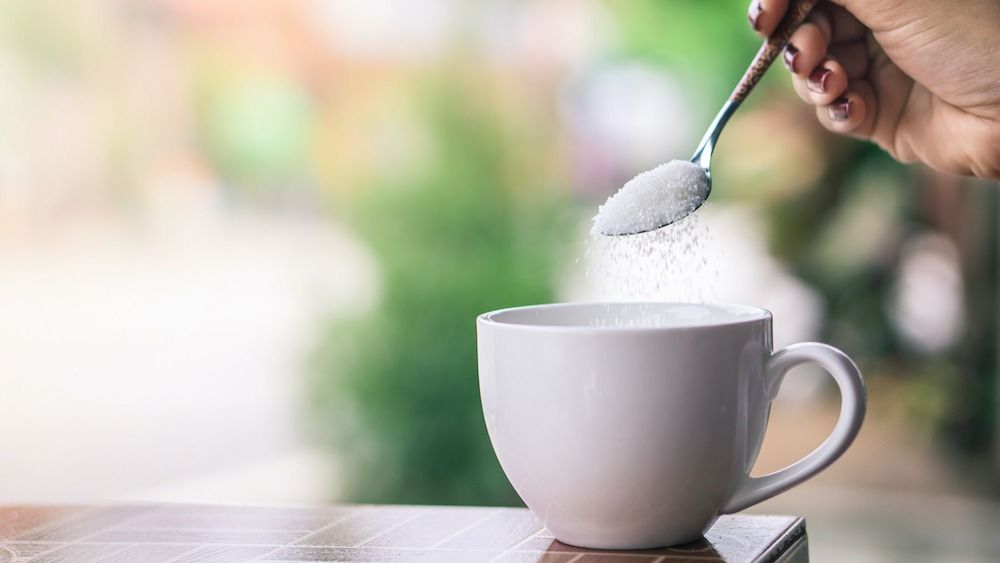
[721,343,867,514]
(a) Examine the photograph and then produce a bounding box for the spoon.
[596,0,817,236]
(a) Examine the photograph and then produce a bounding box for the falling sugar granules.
[585,212,720,307]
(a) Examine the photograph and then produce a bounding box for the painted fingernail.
[807,66,832,94]
[748,1,763,31]
[783,44,800,73]
[829,97,852,121]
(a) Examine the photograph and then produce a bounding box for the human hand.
[748,0,1000,179]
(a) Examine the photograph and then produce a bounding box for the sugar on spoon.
[593,0,818,237]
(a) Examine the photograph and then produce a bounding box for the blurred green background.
[0,0,997,559]
[307,0,999,507]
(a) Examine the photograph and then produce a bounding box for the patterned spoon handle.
[730,0,818,102]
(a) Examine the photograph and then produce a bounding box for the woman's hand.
[748,0,1000,179]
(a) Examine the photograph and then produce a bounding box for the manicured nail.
[748,1,763,31]
[783,44,799,73]
[829,97,852,121]
[807,66,832,94]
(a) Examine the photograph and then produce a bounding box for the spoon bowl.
[597,0,817,236]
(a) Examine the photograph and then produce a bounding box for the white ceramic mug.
[477,302,866,550]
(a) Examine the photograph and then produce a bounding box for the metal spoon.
[599,0,817,236]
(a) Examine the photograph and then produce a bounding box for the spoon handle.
[730,0,818,102]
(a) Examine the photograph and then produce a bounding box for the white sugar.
[579,160,719,327]
[585,213,719,306]
[592,160,709,236]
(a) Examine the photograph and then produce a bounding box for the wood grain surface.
[0,504,806,562]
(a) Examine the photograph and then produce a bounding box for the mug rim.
[478,301,772,333]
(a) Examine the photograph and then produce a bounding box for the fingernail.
[783,44,799,73]
[807,66,832,94]
[829,97,852,121]
[748,1,763,31]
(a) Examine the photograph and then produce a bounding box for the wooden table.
[0,504,807,562]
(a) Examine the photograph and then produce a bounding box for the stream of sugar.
[585,211,720,307]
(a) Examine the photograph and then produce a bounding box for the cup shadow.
[540,536,721,560]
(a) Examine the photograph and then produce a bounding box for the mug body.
[477,302,773,549]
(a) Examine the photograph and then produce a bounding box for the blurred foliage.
[775,147,906,361]
[304,2,999,503]
[0,0,88,75]
[773,144,1000,462]
[0,0,995,505]
[311,74,570,506]
[197,71,316,190]
[947,185,999,456]
[606,0,782,113]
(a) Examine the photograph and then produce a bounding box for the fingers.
[789,45,874,139]
[791,58,849,105]
[749,0,868,83]
[747,0,878,140]
[828,41,870,79]
[748,0,789,36]
[746,0,905,149]
[814,80,877,140]
[820,3,867,44]
[785,21,830,74]
[749,0,866,44]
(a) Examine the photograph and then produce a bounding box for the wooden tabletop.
[0,504,807,562]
